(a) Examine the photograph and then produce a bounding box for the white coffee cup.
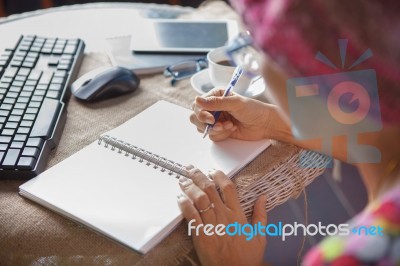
[207,46,252,95]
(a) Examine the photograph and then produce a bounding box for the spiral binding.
[98,135,188,178]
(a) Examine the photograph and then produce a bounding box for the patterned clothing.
[303,184,400,265]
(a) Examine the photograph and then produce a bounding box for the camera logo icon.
[286,40,382,167]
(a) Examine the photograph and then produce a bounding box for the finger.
[209,125,237,142]
[195,94,242,113]
[190,110,215,125]
[179,176,217,223]
[177,194,202,223]
[177,194,203,236]
[252,195,267,226]
[210,170,242,211]
[187,168,224,210]
[189,113,207,132]
[252,195,268,244]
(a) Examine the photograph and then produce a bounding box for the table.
[0,2,325,265]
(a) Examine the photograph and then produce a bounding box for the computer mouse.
[71,66,140,102]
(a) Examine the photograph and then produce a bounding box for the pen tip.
[202,128,208,139]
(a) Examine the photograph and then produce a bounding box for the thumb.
[252,195,268,245]
[195,94,242,112]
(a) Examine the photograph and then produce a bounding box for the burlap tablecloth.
[0,2,325,265]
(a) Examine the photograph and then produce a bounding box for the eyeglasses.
[225,32,262,77]
[163,32,261,85]
[164,58,208,86]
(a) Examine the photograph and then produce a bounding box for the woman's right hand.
[190,88,280,142]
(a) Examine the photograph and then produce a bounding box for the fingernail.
[205,117,214,124]
[177,193,184,199]
[179,176,188,183]
[179,177,193,189]
[196,97,208,107]
[261,195,267,201]
[196,96,207,103]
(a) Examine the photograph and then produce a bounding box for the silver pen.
[203,66,244,139]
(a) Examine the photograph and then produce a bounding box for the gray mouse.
[71,66,140,102]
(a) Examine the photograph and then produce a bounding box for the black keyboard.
[0,35,85,178]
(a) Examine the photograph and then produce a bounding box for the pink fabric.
[231,0,400,124]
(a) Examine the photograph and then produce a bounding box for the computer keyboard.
[0,35,85,178]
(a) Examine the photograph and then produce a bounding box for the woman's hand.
[190,88,279,142]
[177,167,267,266]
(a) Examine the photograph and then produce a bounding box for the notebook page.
[20,141,182,253]
[106,100,271,177]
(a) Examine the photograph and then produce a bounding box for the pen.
[203,66,244,139]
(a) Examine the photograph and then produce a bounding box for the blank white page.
[20,141,182,253]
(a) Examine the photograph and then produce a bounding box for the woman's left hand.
[177,167,268,266]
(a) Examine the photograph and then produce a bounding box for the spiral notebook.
[19,101,271,254]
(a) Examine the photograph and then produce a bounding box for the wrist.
[263,105,295,143]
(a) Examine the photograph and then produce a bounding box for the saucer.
[190,69,265,98]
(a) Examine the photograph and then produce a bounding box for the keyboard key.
[22,85,35,92]
[64,44,77,54]
[8,115,21,122]
[28,102,40,108]
[25,80,37,86]
[11,109,24,115]
[2,149,21,169]
[0,103,13,110]
[0,151,4,163]
[57,64,70,70]
[0,144,7,150]
[12,80,24,87]
[2,129,15,136]
[15,103,27,109]
[26,137,44,149]
[4,67,18,78]
[28,70,42,81]
[0,136,11,143]
[46,91,60,99]
[26,108,38,114]
[3,98,16,105]
[9,86,22,93]
[14,134,27,142]
[0,117,5,123]
[18,68,30,76]
[49,84,62,91]
[54,71,67,78]
[0,110,10,116]
[10,141,24,149]
[5,122,18,129]
[33,90,46,96]
[23,114,35,120]
[17,156,36,170]
[51,77,65,84]
[48,57,59,66]
[6,92,18,98]
[20,120,33,127]
[30,98,60,139]
[17,97,30,103]
[0,82,9,89]
[38,72,53,85]
[20,91,32,98]
[32,96,43,102]
[17,127,30,134]
[22,147,40,158]
[15,75,27,82]
[22,61,35,68]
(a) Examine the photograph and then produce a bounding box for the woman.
[177,0,400,265]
